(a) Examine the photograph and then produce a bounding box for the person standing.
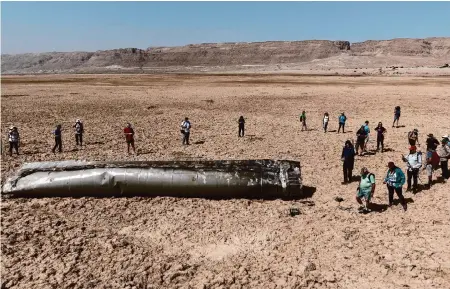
[383,162,407,211]
[123,123,136,154]
[436,138,450,181]
[356,167,376,213]
[363,120,371,152]
[393,106,401,128]
[181,117,191,145]
[355,125,368,156]
[323,112,329,133]
[425,146,440,189]
[338,112,347,133]
[238,116,245,137]
[299,111,307,131]
[7,126,20,156]
[408,129,419,146]
[341,140,356,184]
[374,122,387,152]
[52,124,63,153]
[402,145,422,192]
[73,119,84,147]
[426,134,440,151]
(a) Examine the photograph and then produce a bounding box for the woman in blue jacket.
[383,162,407,211]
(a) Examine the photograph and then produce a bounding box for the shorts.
[357,188,372,201]
[394,114,400,120]
[126,139,134,145]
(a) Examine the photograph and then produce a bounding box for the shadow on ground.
[4,185,317,201]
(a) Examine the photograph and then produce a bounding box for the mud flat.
[1,74,449,288]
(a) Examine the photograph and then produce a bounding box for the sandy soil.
[1,74,450,289]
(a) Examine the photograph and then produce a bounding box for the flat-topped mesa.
[2,38,449,74]
[1,159,303,199]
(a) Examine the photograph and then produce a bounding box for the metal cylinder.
[2,159,302,198]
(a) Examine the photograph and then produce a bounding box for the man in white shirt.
[402,145,422,192]
[181,117,191,145]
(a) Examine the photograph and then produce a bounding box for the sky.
[2,1,450,54]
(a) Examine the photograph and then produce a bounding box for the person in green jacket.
[299,111,307,131]
[383,161,407,211]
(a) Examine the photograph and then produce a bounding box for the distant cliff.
[2,38,449,74]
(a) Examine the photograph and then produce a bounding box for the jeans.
[441,161,449,179]
[377,136,384,151]
[75,133,83,146]
[182,132,190,145]
[343,162,353,183]
[387,185,406,205]
[53,137,62,153]
[407,169,419,189]
[9,141,19,155]
[338,123,345,133]
[239,125,245,137]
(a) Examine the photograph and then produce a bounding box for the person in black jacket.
[341,140,356,184]
[52,124,63,153]
[238,116,245,137]
[374,122,387,152]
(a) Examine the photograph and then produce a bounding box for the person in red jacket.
[124,123,136,154]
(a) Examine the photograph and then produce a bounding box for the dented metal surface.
[1,160,302,198]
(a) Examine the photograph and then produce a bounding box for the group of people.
[5,105,449,215]
[6,115,245,156]
[339,106,449,213]
[300,111,348,133]
[5,119,84,156]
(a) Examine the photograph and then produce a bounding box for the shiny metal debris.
[2,159,302,198]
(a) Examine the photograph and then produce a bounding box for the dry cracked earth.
[1,74,450,289]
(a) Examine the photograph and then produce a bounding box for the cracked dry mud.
[1,74,450,289]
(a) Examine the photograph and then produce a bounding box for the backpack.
[429,151,440,168]
[75,122,83,133]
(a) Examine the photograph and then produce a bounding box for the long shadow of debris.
[5,185,317,201]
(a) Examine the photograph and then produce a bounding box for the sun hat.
[427,133,434,137]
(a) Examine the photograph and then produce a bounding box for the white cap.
[443,135,449,139]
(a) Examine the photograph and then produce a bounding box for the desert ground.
[1,74,450,289]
